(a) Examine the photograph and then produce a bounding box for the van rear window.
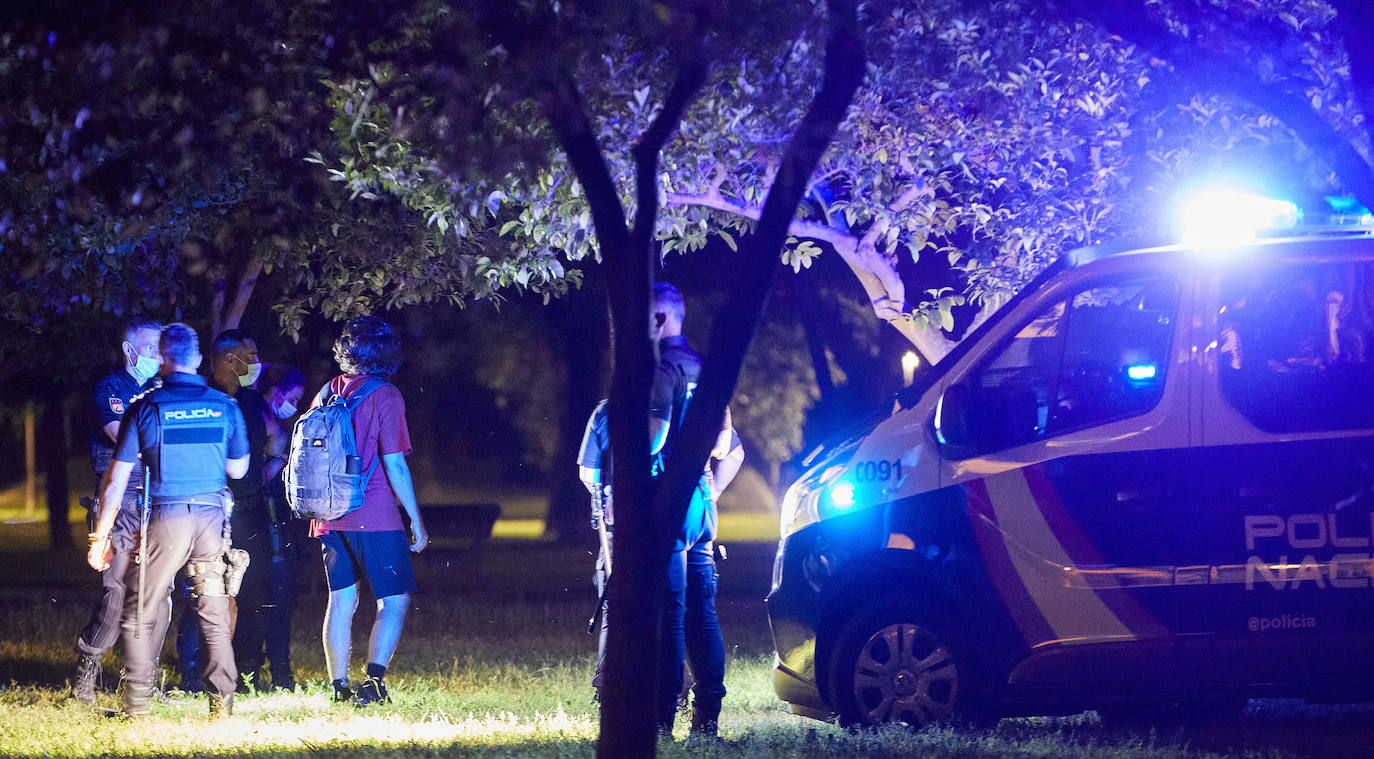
[1218,261,1374,432]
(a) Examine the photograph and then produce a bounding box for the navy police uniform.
[651,335,726,733]
[219,386,275,689]
[578,400,613,689]
[113,372,248,712]
[76,371,157,659]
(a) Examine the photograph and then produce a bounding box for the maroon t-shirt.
[310,374,412,535]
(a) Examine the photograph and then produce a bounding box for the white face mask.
[230,352,263,387]
[273,399,297,419]
[127,346,160,382]
[238,361,263,387]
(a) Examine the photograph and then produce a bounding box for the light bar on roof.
[1178,188,1299,250]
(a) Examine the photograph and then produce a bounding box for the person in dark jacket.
[71,317,161,704]
[87,323,249,718]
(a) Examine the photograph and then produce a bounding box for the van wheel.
[827,603,979,728]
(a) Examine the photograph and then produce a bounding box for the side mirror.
[934,382,976,452]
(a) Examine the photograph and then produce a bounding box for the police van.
[767,201,1374,725]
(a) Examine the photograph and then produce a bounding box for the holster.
[185,548,251,598]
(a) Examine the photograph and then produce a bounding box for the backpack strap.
[337,375,391,489]
[339,375,389,408]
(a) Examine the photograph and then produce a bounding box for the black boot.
[689,701,721,737]
[71,653,101,704]
[124,683,154,718]
[331,678,352,703]
[208,692,234,718]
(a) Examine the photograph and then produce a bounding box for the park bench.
[417,502,502,546]
[414,503,502,587]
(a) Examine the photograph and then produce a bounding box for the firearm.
[587,484,612,635]
[220,493,250,596]
[80,495,98,535]
[187,493,250,598]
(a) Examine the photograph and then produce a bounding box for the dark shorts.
[319,530,417,598]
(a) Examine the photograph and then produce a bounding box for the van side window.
[937,276,1178,456]
[1218,262,1374,432]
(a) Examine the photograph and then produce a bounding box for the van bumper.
[772,656,830,719]
[767,523,833,720]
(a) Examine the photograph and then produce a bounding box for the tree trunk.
[540,4,861,755]
[222,255,263,333]
[542,72,660,759]
[24,402,37,518]
[797,276,835,398]
[40,385,73,551]
[545,283,608,542]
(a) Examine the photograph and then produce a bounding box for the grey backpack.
[284,377,387,521]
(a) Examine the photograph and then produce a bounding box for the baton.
[136,464,150,639]
[587,488,612,634]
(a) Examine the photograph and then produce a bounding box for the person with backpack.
[294,316,427,706]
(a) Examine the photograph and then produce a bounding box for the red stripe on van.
[1022,466,1170,638]
[964,478,1055,646]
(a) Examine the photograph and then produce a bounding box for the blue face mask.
[273,399,297,419]
[128,347,159,382]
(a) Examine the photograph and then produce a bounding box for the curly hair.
[333,316,401,378]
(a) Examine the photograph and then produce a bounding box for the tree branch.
[1056,0,1374,210]
[631,7,707,247]
[856,176,932,251]
[655,0,866,551]
[1331,0,1374,161]
[541,78,632,254]
[664,188,957,363]
[665,191,845,243]
[222,255,263,332]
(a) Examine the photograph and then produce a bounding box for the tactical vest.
[145,388,233,499]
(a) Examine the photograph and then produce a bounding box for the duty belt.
[150,489,232,510]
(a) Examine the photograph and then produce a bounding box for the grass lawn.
[2,485,1374,757]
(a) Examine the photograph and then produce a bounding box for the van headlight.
[779,463,853,538]
[778,431,868,539]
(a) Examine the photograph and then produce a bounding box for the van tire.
[826,601,984,728]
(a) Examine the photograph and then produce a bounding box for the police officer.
[208,329,277,691]
[582,392,740,706]
[87,323,249,718]
[71,318,162,703]
[648,282,744,737]
[577,399,613,692]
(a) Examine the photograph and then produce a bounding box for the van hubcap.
[852,622,958,725]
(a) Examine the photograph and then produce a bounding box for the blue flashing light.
[827,481,857,512]
[1126,364,1157,381]
[1178,187,1299,250]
